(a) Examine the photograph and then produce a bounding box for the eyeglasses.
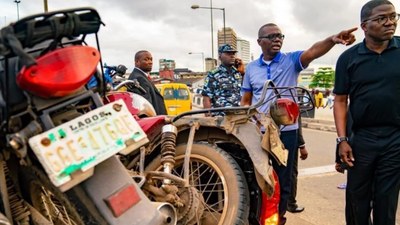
[258,33,285,41]
[363,13,400,25]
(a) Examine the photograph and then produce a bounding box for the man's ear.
[360,23,367,32]
[257,39,262,46]
[218,55,222,61]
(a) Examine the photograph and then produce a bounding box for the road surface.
[286,129,400,225]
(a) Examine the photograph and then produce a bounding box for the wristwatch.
[336,137,348,145]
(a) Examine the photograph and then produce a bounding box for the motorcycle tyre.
[146,142,250,225]
[18,165,85,225]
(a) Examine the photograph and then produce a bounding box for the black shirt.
[334,36,400,130]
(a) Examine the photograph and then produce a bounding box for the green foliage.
[309,67,335,88]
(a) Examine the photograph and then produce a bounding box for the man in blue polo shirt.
[241,23,357,225]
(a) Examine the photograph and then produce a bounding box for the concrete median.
[189,94,337,132]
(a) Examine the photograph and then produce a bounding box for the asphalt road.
[286,129,400,225]
[190,106,400,224]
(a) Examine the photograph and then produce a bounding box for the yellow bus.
[155,83,192,116]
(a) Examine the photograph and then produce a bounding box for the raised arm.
[300,27,357,68]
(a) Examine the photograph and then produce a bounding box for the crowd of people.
[128,0,400,224]
[200,21,357,225]
[309,88,336,109]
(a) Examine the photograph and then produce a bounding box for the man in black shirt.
[334,1,400,224]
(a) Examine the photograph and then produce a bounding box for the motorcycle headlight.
[270,98,299,126]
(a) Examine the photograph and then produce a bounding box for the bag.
[260,113,289,166]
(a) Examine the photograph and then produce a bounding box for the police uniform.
[201,44,243,116]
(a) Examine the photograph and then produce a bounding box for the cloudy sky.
[1,0,400,72]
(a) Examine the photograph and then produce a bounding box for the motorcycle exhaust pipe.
[152,202,177,225]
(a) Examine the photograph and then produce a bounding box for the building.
[179,73,207,79]
[237,38,251,66]
[159,70,174,80]
[218,27,237,50]
[174,68,192,74]
[152,77,173,84]
[159,59,176,71]
[149,71,160,80]
[205,58,217,71]
[298,67,314,88]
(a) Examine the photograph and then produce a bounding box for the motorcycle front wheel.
[146,142,250,225]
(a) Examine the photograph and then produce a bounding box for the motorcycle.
[0,8,176,225]
[106,79,314,224]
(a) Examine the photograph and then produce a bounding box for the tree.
[309,67,335,88]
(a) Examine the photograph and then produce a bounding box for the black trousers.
[288,147,299,208]
[271,130,298,225]
[346,127,400,225]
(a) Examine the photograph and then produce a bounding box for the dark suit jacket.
[297,116,305,148]
[128,68,167,115]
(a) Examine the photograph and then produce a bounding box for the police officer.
[201,44,244,116]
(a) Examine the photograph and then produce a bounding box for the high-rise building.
[237,38,251,66]
[218,27,237,50]
[205,58,217,72]
[159,59,176,71]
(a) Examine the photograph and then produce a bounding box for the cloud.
[2,0,400,72]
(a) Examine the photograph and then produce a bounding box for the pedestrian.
[201,44,244,116]
[287,116,308,213]
[334,1,400,224]
[323,89,335,109]
[314,89,324,108]
[241,23,356,225]
[304,88,316,118]
[128,50,167,115]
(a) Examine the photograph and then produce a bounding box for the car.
[156,83,192,116]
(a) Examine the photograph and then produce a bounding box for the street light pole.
[44,0,48,12]
[210,0,214,69]
[191,4,226,51]
[189,52,205,72]
[14,0,21,20]
[222,8,226,44]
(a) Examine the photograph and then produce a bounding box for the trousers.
[271,129,298,225]
[346,127,400,225]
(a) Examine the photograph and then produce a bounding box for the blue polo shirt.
[242,51,305,131]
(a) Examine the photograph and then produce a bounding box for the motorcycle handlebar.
[251,80,281,109]
[172,80,315,123]
[113,80,147,94]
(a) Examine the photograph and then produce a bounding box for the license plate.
[29,99,147,187]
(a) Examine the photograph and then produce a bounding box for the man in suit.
[128,50,167,115]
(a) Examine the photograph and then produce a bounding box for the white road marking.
[298,165,337,177]
[303,128,337,135]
